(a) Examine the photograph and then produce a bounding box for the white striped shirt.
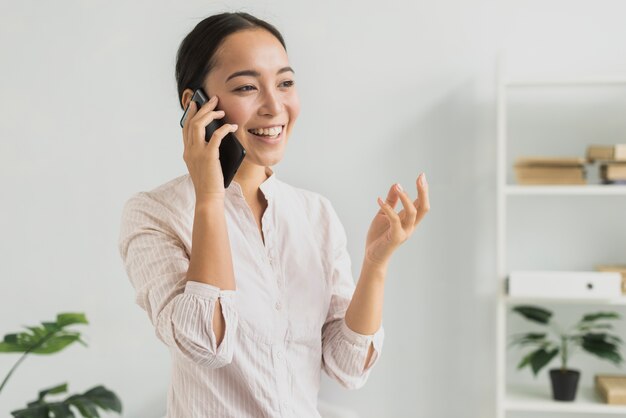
[118,167,384,418]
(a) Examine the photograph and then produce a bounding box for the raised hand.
[364,173,430,267]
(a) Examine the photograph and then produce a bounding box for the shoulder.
[121,174,194,223]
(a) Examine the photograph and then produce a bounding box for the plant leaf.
[12,384,121,418]
[10,403,49,418]
[582,335,623,365]
[0,313,87,355]
[509,333,548,348]
[66,385,123,416]
[30,334,81,354]
[512,305,552,324]
[82,386,123,413]
[67,398,100,418]
[581,312,621,322]
[38,382,68,400]
[57,313,88,328]
[516,347,559,376]
[49,403,74,417]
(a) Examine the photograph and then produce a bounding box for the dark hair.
[175,12,287,110]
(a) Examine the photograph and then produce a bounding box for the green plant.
[0,312,122,417]
[509,305,623,376]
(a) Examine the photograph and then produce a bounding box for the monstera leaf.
[0,313,88,354]
[10,383,122,418]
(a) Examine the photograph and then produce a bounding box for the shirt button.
[275,302,282,311]
[276,351,283,359]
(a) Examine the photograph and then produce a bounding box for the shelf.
[505,185,626,196]
[506,384,626,414]
[505,296,626,306]
[504,77,626,87]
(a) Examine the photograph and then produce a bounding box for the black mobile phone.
[179,88,246,188]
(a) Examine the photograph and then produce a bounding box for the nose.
[258,88,283,116]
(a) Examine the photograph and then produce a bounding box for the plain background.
[2,1,626,417]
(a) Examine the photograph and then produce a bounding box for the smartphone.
[179,88,246,188]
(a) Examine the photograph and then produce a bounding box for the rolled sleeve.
[118,193,238,369]
[322,319,384,389]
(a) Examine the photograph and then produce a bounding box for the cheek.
[218,98,253,126]
[287,95,301,123]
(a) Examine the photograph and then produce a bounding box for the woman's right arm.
[182,96,239,347]
[188,199,235,346]
[118,96,239,368]
[118,193,237,369]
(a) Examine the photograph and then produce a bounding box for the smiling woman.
[118,10,429,418]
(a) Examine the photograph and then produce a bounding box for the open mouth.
[247,125,285,141]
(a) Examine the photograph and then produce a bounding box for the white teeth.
[249,126,283,136]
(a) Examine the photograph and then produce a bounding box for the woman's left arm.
[345,173,430,368]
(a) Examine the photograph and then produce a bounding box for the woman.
[118,11,429,418]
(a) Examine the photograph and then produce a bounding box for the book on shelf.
[600,163,626,182]
[514,157,587,185]
[507,271,623,299]
[595,374,626,405]
[587,144,626,162]
[515,156,587,167]
[595,265,626,294]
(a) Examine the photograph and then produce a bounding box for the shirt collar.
[227,166,277,200]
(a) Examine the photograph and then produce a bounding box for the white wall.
[1,1,625,417]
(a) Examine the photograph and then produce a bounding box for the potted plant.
[0,312,122,417]
[509,305,623,401]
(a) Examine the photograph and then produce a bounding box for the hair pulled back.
[175,12,286,110]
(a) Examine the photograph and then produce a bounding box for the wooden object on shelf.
[600,163,626,181]
[595,375,626,405]
[596,265,626,293]
[514,157,587,185]
[587,145,626,162]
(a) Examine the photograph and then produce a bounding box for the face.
[183,28,300,169]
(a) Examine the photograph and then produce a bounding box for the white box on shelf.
[508,271,622,299]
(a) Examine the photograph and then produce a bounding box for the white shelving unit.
[495,58,626,418]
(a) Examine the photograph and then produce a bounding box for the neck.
[233,160,270,197]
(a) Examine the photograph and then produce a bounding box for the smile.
[247,125,285,144]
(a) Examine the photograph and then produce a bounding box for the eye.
[280,80,295,88]
[235,85,257,92]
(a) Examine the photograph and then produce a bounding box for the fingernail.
[210,96,218,102]
[420,173,427,186]
[231,124,238,130]
[396,183,403,192]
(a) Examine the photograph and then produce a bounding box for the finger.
[184,96,218,144]
[377,197,402,231]
[192,95,219,119]
[182,100,196,149]
[414,173,430,226]
[206,123,238,151]
[396,184,418,230]
[380,184,400,214]
[190,109,227,147]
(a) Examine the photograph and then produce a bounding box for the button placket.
[272,344,290,416]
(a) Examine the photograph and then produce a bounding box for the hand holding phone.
[180,88,246,190]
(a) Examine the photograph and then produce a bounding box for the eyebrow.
[225,66,295,82]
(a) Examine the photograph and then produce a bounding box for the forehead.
[212,28,288,73]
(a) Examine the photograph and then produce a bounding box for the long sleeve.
[320,199,384,389]
[118,192,238,368]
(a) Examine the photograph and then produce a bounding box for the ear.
[181,88,195,109]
